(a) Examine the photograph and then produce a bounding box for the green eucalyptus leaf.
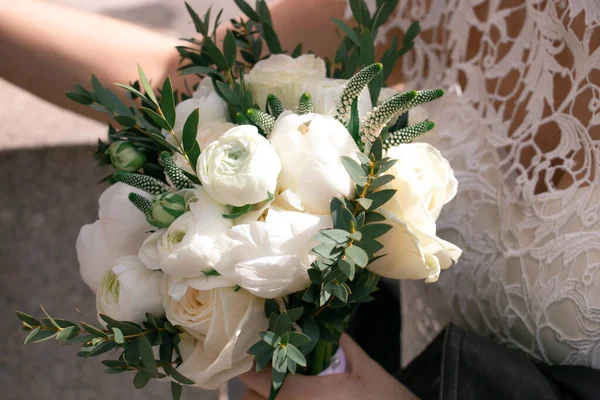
[357,197,373,210]
[370,174,395,190]
[133,371,151,389]
[356,239,384,256]
[138,336,160,378]
[341,156,368,186]
[171,382,183,400]
[81,322,108,337]
[331,18,360,46]
[99,314,142,335]
[234,0,260,21]
[182,108,199,153]
[203,37,229,71]
[15,311,40,327]
[66,91,94,105]
[345,245,369,267]
[214,80,241,107]
[164,365,195,385]
[338,258,356,280]
[185,1,206,35]
[248,339,273,355]
[314,229,350,245]
[224,30,237,69]
[291,43,303,58]
[262,23,282,54]
[359,223,392,240]
[287,307,303,322]
[365,211,386,223]
[300,319,319,355]
[260,331,281,347]
[349,0,367,25]
[273,312,291,336]
[137,65,158,105]
[222,203,253,219]
[331,282,350,302]
[366,189,397,210]
[179,65,217,76]
[273,346,288,372]
[289,332,311,348]
[142,107,172,131]
[257,0,273,25]
[264,299,280,319]
[57,326,80,341]
[286,344,307,367]
[112,327,125,344]
[161,77,176,127]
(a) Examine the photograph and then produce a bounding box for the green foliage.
[159,152,194,190]
[17,308,193,400]
[329,0,420,105]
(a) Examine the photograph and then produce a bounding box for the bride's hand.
[240,334,419,400]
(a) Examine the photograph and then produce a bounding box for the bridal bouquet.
[15,1,461,398]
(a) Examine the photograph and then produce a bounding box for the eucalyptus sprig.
[16,308,194,400]
[330,0,421,106]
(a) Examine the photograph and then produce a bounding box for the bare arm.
[0,0,357,121]
[0,0,181,121]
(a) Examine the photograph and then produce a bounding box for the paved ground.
[0,1,245,399]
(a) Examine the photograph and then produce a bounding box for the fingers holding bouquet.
[241,334,418,400]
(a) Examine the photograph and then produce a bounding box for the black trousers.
[349,284,600,400]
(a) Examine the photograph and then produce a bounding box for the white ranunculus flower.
[198,125,281,207]
[269,112,358,214]
[368,143,461,282]
[170,122,236,174]
[96,256,163,323]
[211,209,331,298]
[76,183,152,293]
[246,54,326,110]
[304,78,372,117]
[139,186,233,278]
[161,275,267,389]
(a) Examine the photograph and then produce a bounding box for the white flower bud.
[147,192,186,228]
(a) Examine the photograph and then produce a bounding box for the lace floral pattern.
[353,0,600,367]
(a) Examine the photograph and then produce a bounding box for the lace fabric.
[350,1,600,368]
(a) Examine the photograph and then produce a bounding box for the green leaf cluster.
[16,308,193,400]
[328,0,420,106]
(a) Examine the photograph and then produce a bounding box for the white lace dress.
[352,0,600,368]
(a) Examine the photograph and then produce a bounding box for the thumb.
[339,333,381,375]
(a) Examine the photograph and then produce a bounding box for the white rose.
[139,186,233,278]
[76,183,152,293]
[211,209,331,298]
[198,125,281,206]
[269,112,358,214]
[304,78,372,117]
[161,275,267,390]
[368,143,461,282]
[246,54,326,110]
[96,256,163,323]
[177,79,229,131]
